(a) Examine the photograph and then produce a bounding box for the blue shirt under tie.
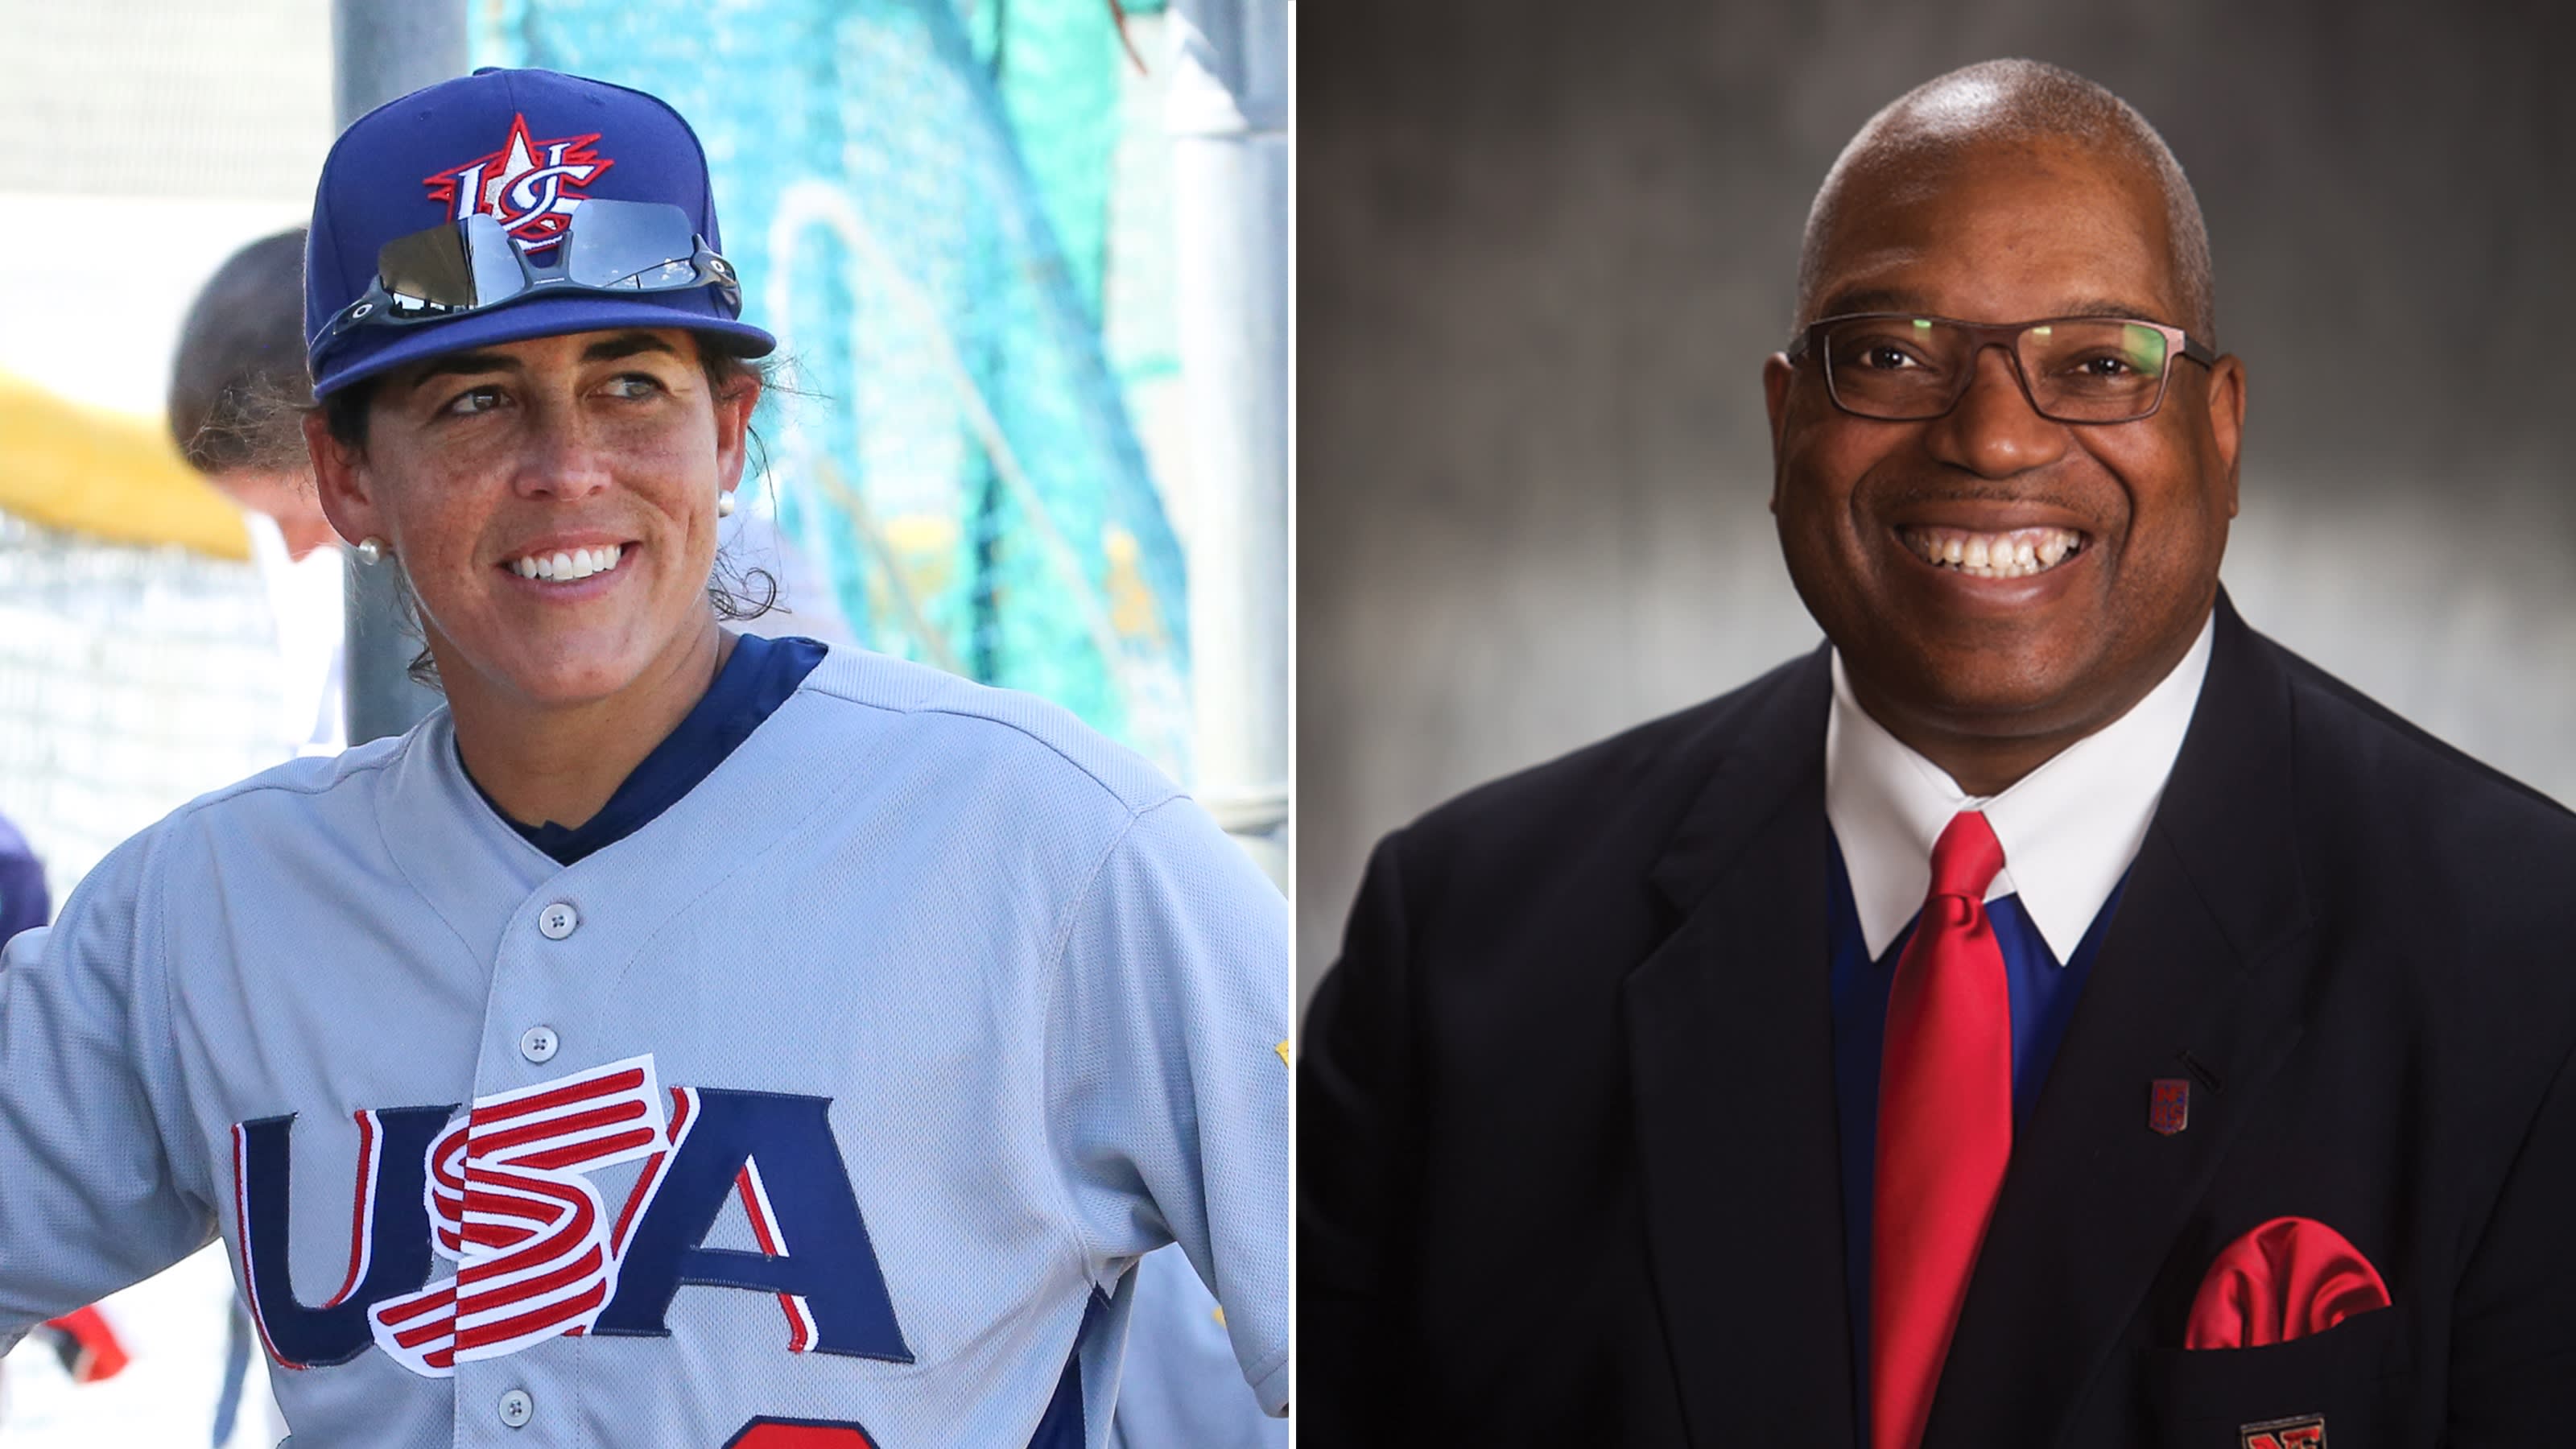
[1828,827,2127,1439]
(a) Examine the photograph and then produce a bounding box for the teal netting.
[473,0,1194,777]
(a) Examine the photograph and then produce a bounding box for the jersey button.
[538,902,579,939]
[518,1026,560,1064]
[497,1388,534,1427]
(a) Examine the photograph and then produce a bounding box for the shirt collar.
[1823,613,2215,963]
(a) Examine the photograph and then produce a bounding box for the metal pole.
[1168,0,1290,886]
[334,0,466,745]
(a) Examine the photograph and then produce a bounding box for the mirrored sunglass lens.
[563,200,700,290]
[375,225,481,310]
[2023,320,2169,419]
[1824,318,1962,415]
[374,215,528,313]
[464,214,526,308]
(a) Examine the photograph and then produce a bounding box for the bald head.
[1796,60,2215,343]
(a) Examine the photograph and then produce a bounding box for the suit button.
[538,902,579,939]
[518,1026,559,1064]
[497,1388,534,1427]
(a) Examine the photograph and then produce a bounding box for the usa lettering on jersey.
[233,1055,914,1376]
[368,1056,667,1373]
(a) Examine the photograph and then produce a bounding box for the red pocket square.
[2184,1216,2392,1349]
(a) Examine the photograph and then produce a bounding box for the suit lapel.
[1926,596,2321,1447]
[1625,648,1860,1447]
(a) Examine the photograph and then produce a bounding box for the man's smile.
[1896,524,2088,579]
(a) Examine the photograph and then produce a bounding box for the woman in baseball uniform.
[0,68,1287,1449]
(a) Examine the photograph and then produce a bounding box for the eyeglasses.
[319,199,741,349]
[1787,313,2218,424]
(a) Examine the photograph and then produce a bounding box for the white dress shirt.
[1824,613,2216,963]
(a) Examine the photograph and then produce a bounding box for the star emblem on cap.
[423,113,615,251]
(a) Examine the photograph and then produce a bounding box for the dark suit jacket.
[1300,597,2576,1447]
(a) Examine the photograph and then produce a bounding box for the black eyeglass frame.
[319,201,742,349]
[1785,312,2220,424]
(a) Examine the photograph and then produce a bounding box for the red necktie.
[1871,810,2013,1449]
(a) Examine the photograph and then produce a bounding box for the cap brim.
[312,292,777,398]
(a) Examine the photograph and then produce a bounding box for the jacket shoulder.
[2267,634,2574,836]
[2255,633,2576,945]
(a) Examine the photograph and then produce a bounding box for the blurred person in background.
[171,227,349,759]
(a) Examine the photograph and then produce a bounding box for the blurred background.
[1298,0,2576,1009]
[0,0,1286,1443]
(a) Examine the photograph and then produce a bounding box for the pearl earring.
[355,537,387,565]
[716,490,737,518]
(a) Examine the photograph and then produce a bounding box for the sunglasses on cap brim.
[319,199,741,352]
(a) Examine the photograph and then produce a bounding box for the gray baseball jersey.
[0,645,1289,1448]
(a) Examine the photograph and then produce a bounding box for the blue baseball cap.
[304,67,775,398]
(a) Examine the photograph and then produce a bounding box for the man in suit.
[1298,58,2576,1448]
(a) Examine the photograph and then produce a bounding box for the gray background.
[1298,0,2576,1008]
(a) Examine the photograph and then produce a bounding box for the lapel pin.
[2240,1413,2325,1448]
[2150,1078,2191,1136]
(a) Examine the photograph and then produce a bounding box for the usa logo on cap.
[423,114,613,251]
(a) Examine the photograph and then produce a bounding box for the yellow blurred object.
[0,369,251,560]
[1101,524,1170,646]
